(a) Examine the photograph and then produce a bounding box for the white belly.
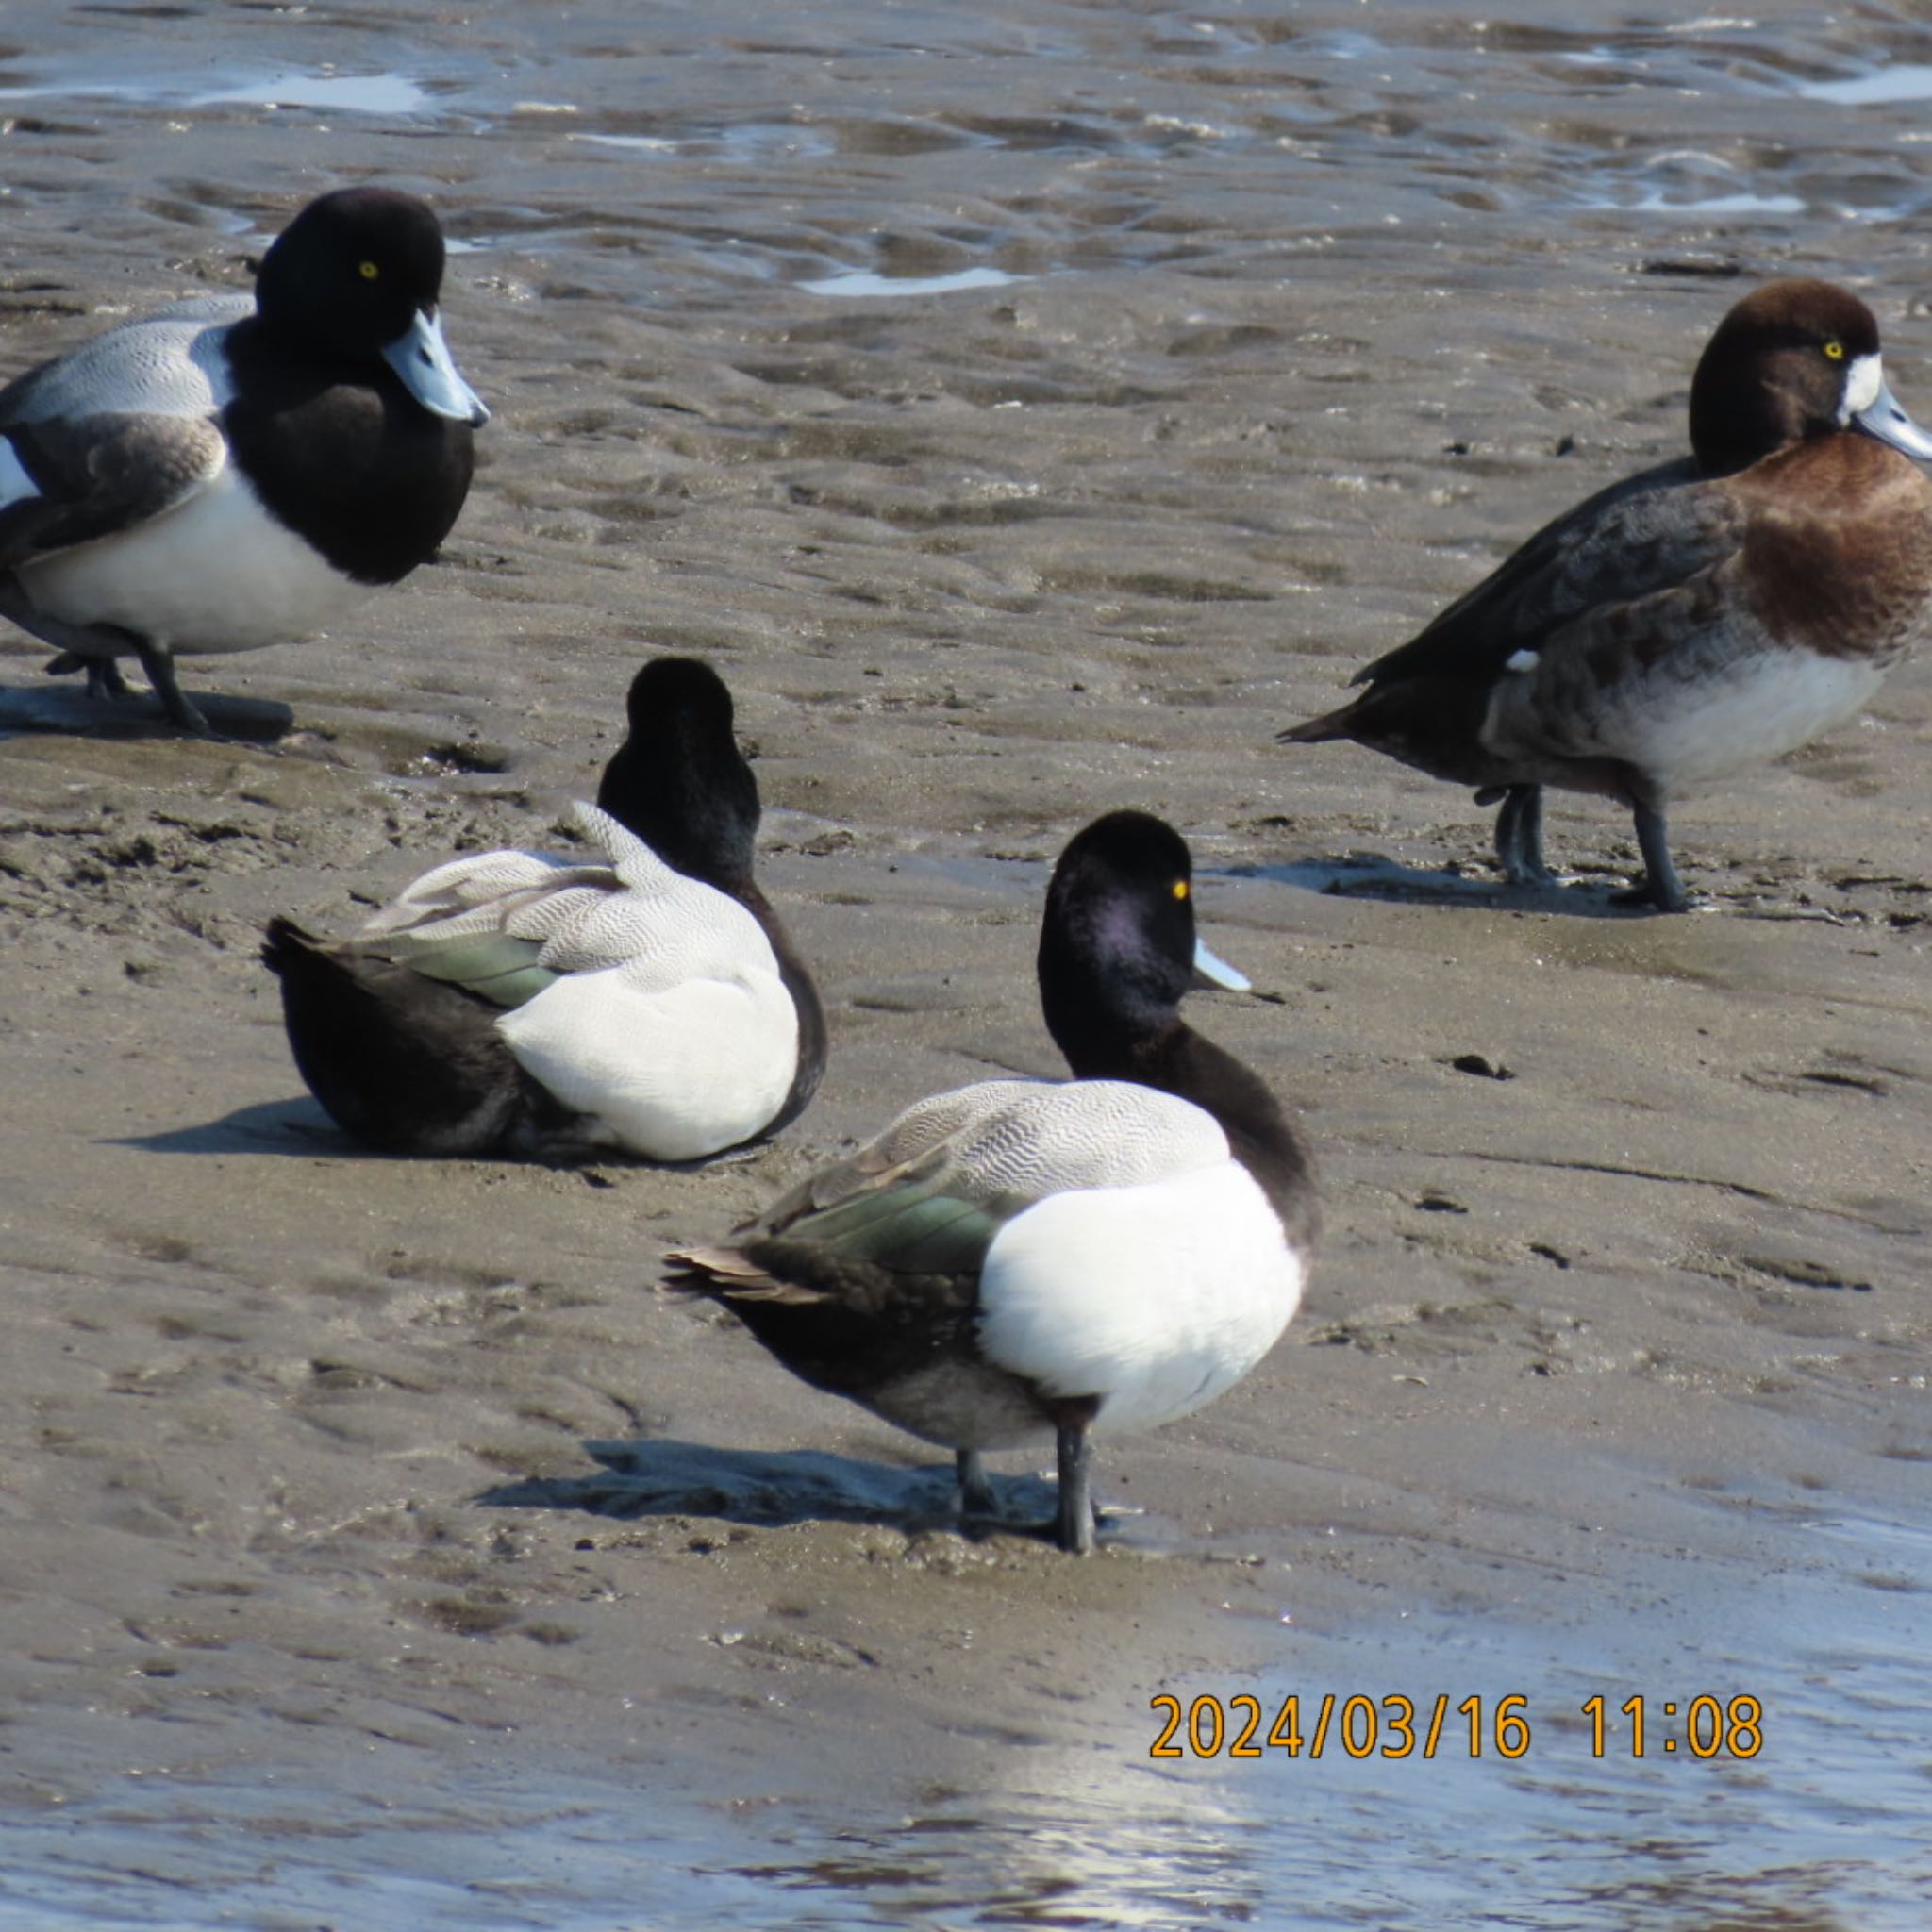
[19,460,370,655]
[1488,646,1887,794]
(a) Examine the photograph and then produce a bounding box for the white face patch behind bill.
[1841,352,1883,424]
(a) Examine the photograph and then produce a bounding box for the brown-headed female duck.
[1280,278,1932,910]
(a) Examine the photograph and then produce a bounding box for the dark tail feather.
[1275,703,1358,745]
[262,916,527,1155]
[261,913,323,976]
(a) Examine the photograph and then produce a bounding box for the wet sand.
[1,3,1929,1923]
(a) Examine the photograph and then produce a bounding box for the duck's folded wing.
[357,846,617,1008]
[762,1078,1233,1275]
[527,879,774,994]
[0,306,248,563]
[1357,458,1738,687]
[510,800,781,995]
[348,806,794,1159]
[758,1080,1050,1229]
[0,411,229,563]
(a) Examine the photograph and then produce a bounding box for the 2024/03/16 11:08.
[1148,1692,1764,1761]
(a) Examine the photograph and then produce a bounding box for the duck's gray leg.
[955,1447,998,1518]
[1493,784,1553,885]
[130,639,210,737]
[4,580,208,734]
[1614,798,1690,912]
[1053,1413,1097,1556]
[45,650,134,700]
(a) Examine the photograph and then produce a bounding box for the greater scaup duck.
[262,657,825,1160]
[0,186,488,735]
[667,810,1318,1554]
[1279,278,1932,910]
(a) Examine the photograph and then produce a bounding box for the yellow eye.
[1823,339,1845,361]
[1172,880,1189,902]
[359,259,381,281]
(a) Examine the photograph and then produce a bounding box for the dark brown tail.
[260,914,324,977]
[1275,704,1358,746]
[262,916,529,1155]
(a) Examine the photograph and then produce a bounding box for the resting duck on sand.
[263,658,824,1161]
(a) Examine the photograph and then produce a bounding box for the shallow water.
[3,0,1930,1924]
[7,1496,1927,1929]
[6,1449,1928,1929]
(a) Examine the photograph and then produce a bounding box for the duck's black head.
[1689,277,1932,475]
[1039,810,1312,1230]
[597,657,762,891]
[255,187,488,425]
[1039,809,1206,1076]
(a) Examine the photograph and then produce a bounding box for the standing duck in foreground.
[263,657,825,1161]
[0,186,488,734]
[1279,278,1932,910]
[667,810,1317,1554]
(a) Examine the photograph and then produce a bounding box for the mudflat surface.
[1,5,1928,1925]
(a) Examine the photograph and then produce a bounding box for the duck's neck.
[1069,1019,1319,1246]
[597,755,758,896]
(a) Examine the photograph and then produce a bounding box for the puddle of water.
[1804,64,1932,107]
[0,63,432,115]
[1614,190,1807,216]
[573,131,679,155]
[799,266,1022,299]
[574,122,839,163]
[192,70,431,115]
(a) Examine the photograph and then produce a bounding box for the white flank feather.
[20,458,372,651]
[978,1159,1303,1435]
[1488,644,1885,791]
[500,959,796,1159]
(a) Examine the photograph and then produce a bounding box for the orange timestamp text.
[1149,1692,1763,1761]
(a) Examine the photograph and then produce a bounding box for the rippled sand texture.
[2,2,1929,1926]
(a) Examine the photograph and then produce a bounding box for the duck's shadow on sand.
[113,1103,760,1178]
[479,1437,1058,1536]
[112,1098,358,1158]
[1218,853,1653,917]
[0,680,292,741]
